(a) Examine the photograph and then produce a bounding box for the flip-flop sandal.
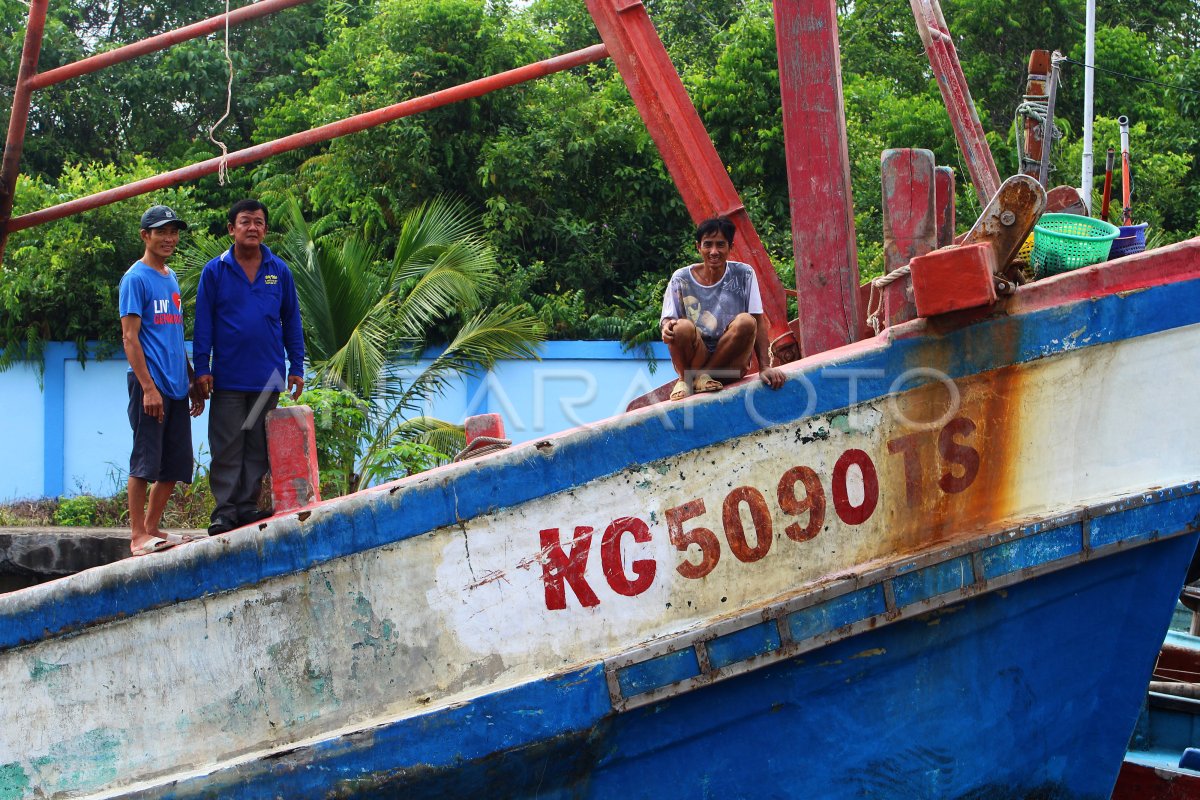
[669,379,691,401]
[163,532,204,545]
[693,373,723,393]
[131,537,176,557]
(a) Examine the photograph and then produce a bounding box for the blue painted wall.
[0,341,667,501]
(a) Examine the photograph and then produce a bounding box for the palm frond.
[176,233,229,305]
[386,304,545,417]
[392,246,500,339]
[310,294,395,398]
[277,196,390,397]
[390,196,488,282]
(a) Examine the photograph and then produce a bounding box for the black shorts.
[127,372,194,483]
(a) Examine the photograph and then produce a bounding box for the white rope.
[1014,95,1063,172]
[206,0,234,185]
[865,265,910,335]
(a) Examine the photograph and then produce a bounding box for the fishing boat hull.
[102,521,1199,800]
[3,241,1200,798]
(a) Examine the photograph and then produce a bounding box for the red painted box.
[909,242,998,318]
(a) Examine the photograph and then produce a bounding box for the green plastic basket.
[1031,213,1120,278]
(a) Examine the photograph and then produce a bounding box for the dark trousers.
[208,389,278,525]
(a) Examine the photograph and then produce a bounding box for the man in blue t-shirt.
[659,216,785,401]
[119,205,205,556]
[193,199,305,535]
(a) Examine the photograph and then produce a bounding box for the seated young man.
[659,216,785,400]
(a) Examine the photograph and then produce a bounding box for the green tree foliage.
[2,0,1199,363]
[253,0,542,240]
[0,0,327,180]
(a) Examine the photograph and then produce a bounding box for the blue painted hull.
[147,531,1197,800]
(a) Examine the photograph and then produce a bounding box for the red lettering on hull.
[539,415,986,609]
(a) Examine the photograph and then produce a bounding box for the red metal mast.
[774,0,861,357]
[909,0,1001,206]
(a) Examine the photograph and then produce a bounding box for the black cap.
[140,205,188,230]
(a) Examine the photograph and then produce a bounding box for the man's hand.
[758,366,785,390]
[195,374,213,399]
[288,375,305,401]
[660,319,677,344]
[142,384,165,423]
[188,382,206,417]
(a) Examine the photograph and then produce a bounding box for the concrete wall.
[0,341,668,501]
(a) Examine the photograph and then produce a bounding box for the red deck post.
[909,0,1001,206]
[0,0,50,264]
[464,414,506,445]
[935,166,956,248]
[583,0,797,364]
[880,149,936,326]
[266,406,322,514]
[774,0,862,357]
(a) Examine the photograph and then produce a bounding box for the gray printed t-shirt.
[661,261,764,351]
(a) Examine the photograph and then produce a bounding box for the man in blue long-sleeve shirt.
[194,199,305,535]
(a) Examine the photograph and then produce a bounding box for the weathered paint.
[961,174,1046,270]
[909,242,997,317]
[1020,50,1052,177]
[881,148,936,326]
[2,253,1200,796]
[266,405,321,513]
[48,530,1199,799]
[935,165,956,247]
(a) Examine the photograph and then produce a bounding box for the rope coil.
[453,435,512,462]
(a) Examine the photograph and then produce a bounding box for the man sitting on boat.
[660,216,786,400]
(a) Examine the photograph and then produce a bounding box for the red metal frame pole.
[774,0,861,356]
[583,0,795,360]
[7,45,610,233]
[909,0,1000,206]
[29,0,315,91]
[0,0,50,263]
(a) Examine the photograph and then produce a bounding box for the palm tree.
[181,196,545,494]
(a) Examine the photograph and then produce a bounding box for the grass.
[0,472,218,530]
